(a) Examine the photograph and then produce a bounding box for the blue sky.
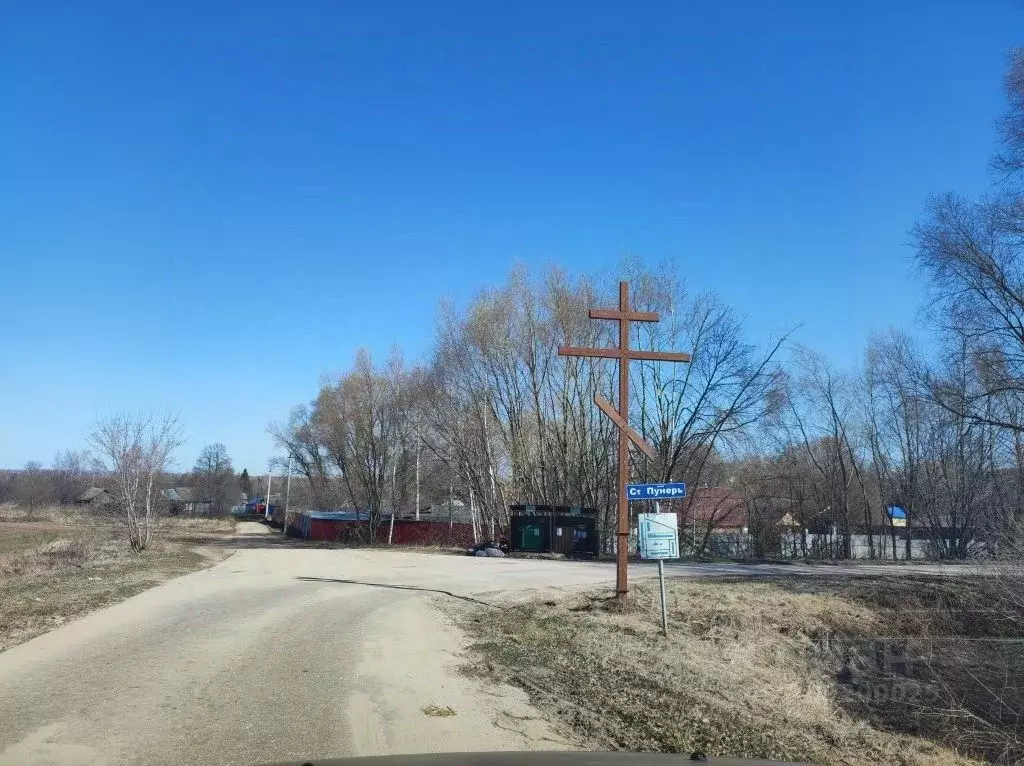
[1,1,1021,473]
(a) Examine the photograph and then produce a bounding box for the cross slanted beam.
[593,394,657,461]
[557,281,691,599]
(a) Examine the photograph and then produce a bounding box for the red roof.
[676,487,747,529]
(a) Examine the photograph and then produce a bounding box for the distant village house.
[163,488,213,515]
[74,487,113,507]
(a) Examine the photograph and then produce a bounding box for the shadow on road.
[294,576,495,606]
[177,534,356,550]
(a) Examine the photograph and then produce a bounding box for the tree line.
[272,261,786,547]
[0,423,260,551]
[0,440,246,514]
[273,51,1024,560]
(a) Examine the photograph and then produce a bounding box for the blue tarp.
[887,506,907,519]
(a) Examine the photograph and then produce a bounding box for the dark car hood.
[259,751,811,766]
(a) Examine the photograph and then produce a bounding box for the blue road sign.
[626,482,687,501]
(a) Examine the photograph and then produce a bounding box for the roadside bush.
[35,538,92,568]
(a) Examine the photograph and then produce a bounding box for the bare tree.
[276,260,788,556]
[913,50,1024,432]
[769,349,882,559]
[270,405,345,510]
[193,443,234,514]
[864,330,928,558]
[275,348,419,539]
[52,449,91,506]
[0,470,13,505]
[322,348,410,535]
[626,259,788,553]
[14,460,52,513]
[89,412,185,551]
[427,266,621,543]
[994,48,1024,179]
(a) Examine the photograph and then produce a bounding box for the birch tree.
[88,411,184,552]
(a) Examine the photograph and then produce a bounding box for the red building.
[298,510,475,547]
[676,487,748,533]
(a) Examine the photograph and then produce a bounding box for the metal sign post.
[638,504,680,635]
[658,559,668,635]
[657,500,667,635]
[558,281,690,599]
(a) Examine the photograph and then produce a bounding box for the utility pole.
[388,461,397,545]
[282,455,292,537]
[264,472,273,523]
[558,281,690,599]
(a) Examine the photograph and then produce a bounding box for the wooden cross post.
[558,281,691,598]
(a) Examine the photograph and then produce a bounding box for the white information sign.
[638,512,679,560]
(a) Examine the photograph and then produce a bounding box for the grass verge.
[0,517,234,652]
[452,577,1019,765]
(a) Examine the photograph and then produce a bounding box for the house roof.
[778,511,801,528]
[75,487,109,502]
[678,487,747,528]
[887,506,907,520]
[165,487,210,503]
[305,510,364,521]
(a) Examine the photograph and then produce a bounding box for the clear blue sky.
[1,1,1021,473]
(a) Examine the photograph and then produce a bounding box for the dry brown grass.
[154,516,235,533]
[0,503,97,526]
[0,504,237,532]
[0,519,232,652]
[422,704,457,717]
[455,579,982,766]
[0,535,110,576]
[811,576,1024,764]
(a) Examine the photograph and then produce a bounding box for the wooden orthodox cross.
[558,281,691,597]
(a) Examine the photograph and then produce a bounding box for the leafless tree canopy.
[52,449,91,506]
[191,442,235,515]
[914,50,1024,432]
[14,460,52,513]
[273,262,785,551]
[995,48,1024,179]
[88,411,185,551]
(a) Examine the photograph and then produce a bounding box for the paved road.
[0,524,976,766]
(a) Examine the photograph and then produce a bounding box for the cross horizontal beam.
[594,395,658,461]
[558,346,692,363]
[631,350,692,363]
[589,308,660,322]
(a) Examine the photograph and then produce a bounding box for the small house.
[164,487,214,515]
[74,487,113,507]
